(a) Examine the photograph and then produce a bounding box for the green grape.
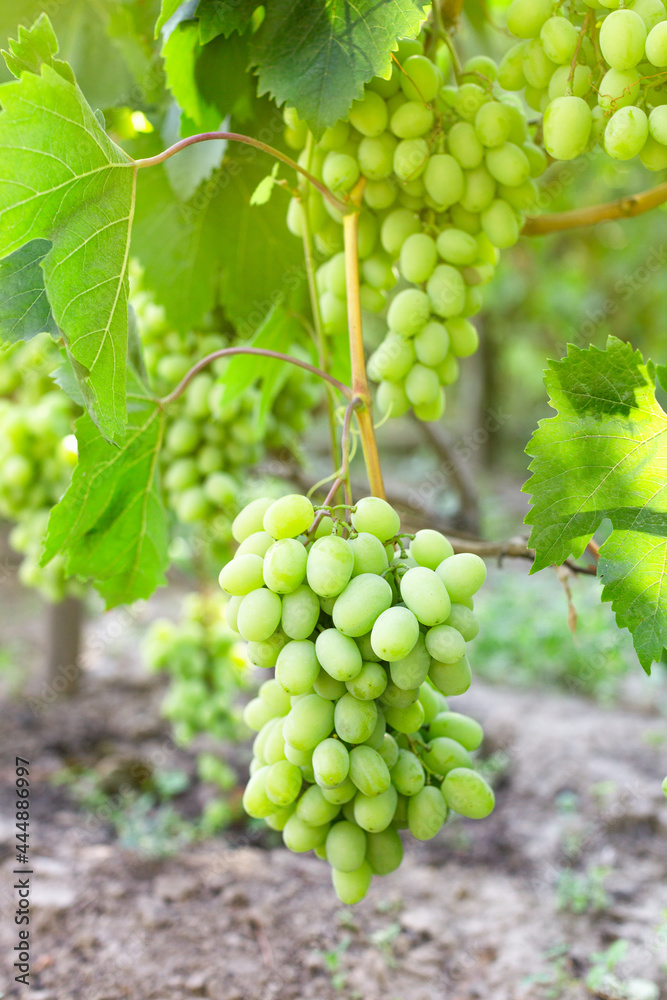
[444,603,479,642]
[498,42,528,90]
[349,745,391,795]
[386,288,431,335]
[351,496,401,541]
[485,142,530,186]
[436,552,487,601]
[265,760,302,807]
[400,566,452,626]
[423,154,465,208]
[362,253,396,290]
[370,606,420,661]
[414,322,450,366]
[481,199,520,249]
[436,229,478,266]
[334,692,378,743]
[312,738,350,787]
[218,553,265,596]
[283,814,330,852]
[332,574,393,637]
[632,0,666,31]
[425,624,466,663]
[543,96,592,160]
[377,380,411,417]
[297,785,341,825]
[316,628,364,681]
[426,265,466,318]
[407,786,448,840]
[441,768,495,818]
[429,655,472,696]
[460,166,496,213]
[598,67,641,112]
[604,106,649,159]
[391,749,426,795]
[382,680,419,708]
[378,733,400,769]
[641,134,667,169]
[389,634,431,690]
[540,16,579,63]
[418,683,440,725]
[362,710,386,749]
[280,585,321,640]
[283,693,335,751]
[649,105,667,143]
[260,678,291,715]
[331,860,373,904]
[264,719,287,763]
[400,232,438,283]
[405,364,440,407]
[236,588,282,642]
[326,820,367,871]
[276,640,320,694]
[410,529,454,570]
[366,827,404,875]
[313,670,347,700]
[262,538,308,594]
[506,0,553,38]
[363,179,398,210]
[353,784,398,832]
[327,252,348,297]
[284,743,313,767]
[390,102,435,139]
[381,208,421,255]
[349,532,390,576]
[349,90,389,136]
[346,661,388,701]
[547,63,592,100]
[393,137,430,182]
[521,39,556,90]
[383,698,425,733]
[475,101,513,148]
[600,9,647,70]
[322,777,357,804]
[428,711,484,750]
[263,494,314,539]
[453,83,491,122]
[448,121,485,169]
[400,54,441,101]
[306,535,355,598]
[232,497,275,542]
[243,766,275,818]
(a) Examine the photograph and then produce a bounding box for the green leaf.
[156,0,187,36]
[1,12,71,81]
[197,0,259,43]
[0,23,137,441]
[250,163,280,206]
[42,371,168,608]
[251,0,429,135]
[162,19,221,130]
[524,337,667,672]
[0,240,57,343]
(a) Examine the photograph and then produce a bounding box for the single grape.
[481,199,520,249]
[407,785,448,840]
[335,693,379,743]
[218,553,265,596]
[282,693,335,751]
[346,661,388,701]
[429,655,472,696]
[297,785,341,825]
[232,497,275,542]
[649,105,667,144]
[540,16,579,63]
[426,265,466,318]
[263,494,313,539]
[351,496,401,541]
[444,603,479,642]
[381,208,421,255]
[393,137,430,180]
[265,760,302,807]
[390,101,435,139]
[521,39,556,90]
[349,745,391,796]
[597,67,641,112]
[283,814,330,852]
[441,768,495,818]
[331,859,373,903]
[475,101,513,148]
[368,334,415,382]
[391,748,426,795]
[262,538,308,594]
[436,552,487,601]
[400,54,441,102]
[460,166,496,214]
[353,784,398,832]
[390,633,431,690]
[325,820,367,871]
[498,42,528,90]
[423,154,465,208]
[349,532,389,576]
[604,105,649,159]
[313,670,347,701]
[316,628,364,681]
[405,364,441,407]
[543,95,592,160]
[275,639,320,695]
[280,584,321,640]
[371,606,420,660]
[414,322,450,366]
[410,528,454,569]
[400,566,452,626]
[306,535,355,598]
[349,90,389,136]
[243,766,275,818]
[599,9,647,71]
[428,711,484,750]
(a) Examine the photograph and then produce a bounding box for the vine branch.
[158,347,353,408]
[522,179,667,235]
[133,131,349,214]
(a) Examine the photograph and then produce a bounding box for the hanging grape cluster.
[283,37,546,420]
[218,492,494,904]
[502,0,667,169]
[0,335,80,601]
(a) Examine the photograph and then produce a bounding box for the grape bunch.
[0,335,80,601]
[145,592,248,831]
[283,37,545,420]
[218,491,494,904]
[501,0,667,169]
[134,286,319,532]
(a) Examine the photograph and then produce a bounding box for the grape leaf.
[156,0,188,36]
[524,337,667,672]
[250,164,280,206]
[0,18,137,441]
[162,19,221,130]
[0,240,57,343]
[197,0,259,43]
[251,0,428,135]
[42,371,168,608]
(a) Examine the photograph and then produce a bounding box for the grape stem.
[133,131,350,214]
[343,201,386,500]
[522,179,667,235]
[157,347,353,407]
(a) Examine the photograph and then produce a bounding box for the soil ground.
[1,576,667,1000]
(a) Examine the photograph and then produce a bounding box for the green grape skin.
[400,566,452,626]
[349,532,389,576]
[428,711,484,751]
[356,631,382,662]
[544,95,593,160]
[386,288,431,336]
[332,574,394,637]
[242,766,275,818]
[475,101,513,148]
[604,106,649,159]
[312,738,350,788]
[297,785,341,825]
[418,683,440,725]
[485,142,530,187]
[165,417,199,455]
[351,496,401,541]
[414,322,450,366]
[371,606,420,661]
[265,760,302,807]
[264,719,288,764]
[429,655,472,696]
[425,624,466,664]
[247,631,289,668]
[540,15,579,63]
[378,733,400,769]
[362,709,386,750]
[649,105,667,143]
[450,203,481,234]
[521,38,556,90]
[646,21,667,65]
[262,538,308,594]
[349,745,391,796]
[306,535,355,598]
[366,827,404,875]
[436,552,487,601]
[426,265,466,319]
[218,553,265,596]
[381,208,421,255]
[400,54,441,102]
[236,588,282,642]
[164,457,199,492]
[260,678,291,715]
[481,200,520,249]
[325,820,367,871]
[547,63,592,101]
[283,693,335,751]
[353,784,398,833]
[377,380,411,418]
[633,0,667,32]
[313,670,347,701]
[506,0,553,38]
[436,228,479,266]
[322,777,358,804]
[453,83,490,122]
[400,233,438,283]
[444,603,479,642]
[283,814,330,852]
[383,698,425,733]
[389,633,431,690]
[316,628,364,681]
[599,9,647,71]
[349,90,389,136]
[448,122,485,169]
[441,768,495,819]
[327,252,347,297]
[363,180,398,211]
[391,749,426,796]
[362,253,397,291]
[407,785,448,841]
[423,154,465,208]
[498,42,528,91]
[275,640,320,695]
[410,529,454,570]
[390,102,435,139]
[405,364,440,407]
[381,680,419,708]
[263,494,313,539]
[265,803,296,832]
[461,166,496,214]
[597,68,641,112]
[642,134,667,169]
[334,692,378,743]
[232,497,275,542]
[280,585,321,640]
[346,661,388,701]
[358,132,397,180]
[393,137,430,182]
[323,152,360,192]
[331,859,373,904]
[284,743,313,767]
